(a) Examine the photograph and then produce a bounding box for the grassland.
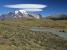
[0,19,67,50]
[0,19,67,28]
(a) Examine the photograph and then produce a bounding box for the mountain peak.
[15,10,28,15]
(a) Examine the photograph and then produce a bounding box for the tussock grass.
[0,19,67,50]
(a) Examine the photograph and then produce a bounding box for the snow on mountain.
[15,10,28,15]
[14,10,29,18]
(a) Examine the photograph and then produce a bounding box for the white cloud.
[4,4,47,9]
[22,9,43,11]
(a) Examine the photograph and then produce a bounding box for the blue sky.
[0,0,67,16]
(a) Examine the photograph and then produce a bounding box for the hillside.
[0,19,67,50]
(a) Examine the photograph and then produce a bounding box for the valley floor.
[0,19,67,50]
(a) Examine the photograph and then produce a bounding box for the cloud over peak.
[4,4,47,9]
[4,4,47,12]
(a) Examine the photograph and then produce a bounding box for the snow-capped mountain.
[14,10,30,18]
[14,10,43,19]
[0,10,42,20]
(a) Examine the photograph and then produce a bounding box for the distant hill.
[46,14,67,20]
